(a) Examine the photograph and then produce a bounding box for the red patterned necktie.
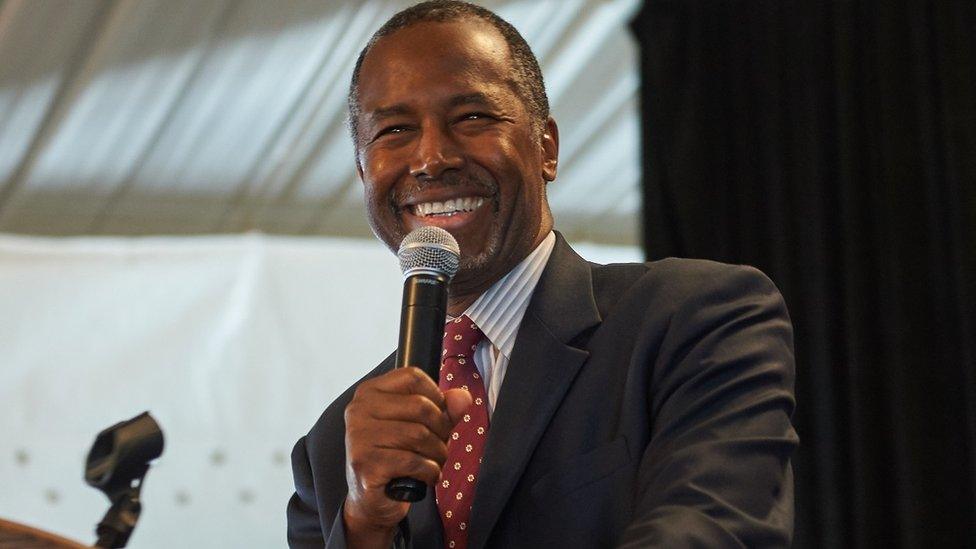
[437,315,488,549]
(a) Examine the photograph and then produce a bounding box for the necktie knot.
[442,315,484,361]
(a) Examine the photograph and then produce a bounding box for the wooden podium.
[0,518,90,548]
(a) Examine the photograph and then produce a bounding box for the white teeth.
[413,196,485,217]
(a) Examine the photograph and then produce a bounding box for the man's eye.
[460,112,492,121]
[378,126,407,137]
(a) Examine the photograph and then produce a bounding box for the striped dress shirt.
[448,231,556,417]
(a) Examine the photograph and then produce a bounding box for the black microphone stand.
[85,412,164,548]
[93,468,148,548]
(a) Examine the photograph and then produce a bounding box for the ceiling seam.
[86,0,242,234]
[0,0,120,221]
[215,5,360,233]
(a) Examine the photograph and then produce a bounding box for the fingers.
[346,367,453,439]
[372,366,445,406]
[443,388,474,426]
[348,446,444,489]
[349,419,450,465]
[356,392,454,441]
[344,366,457,527]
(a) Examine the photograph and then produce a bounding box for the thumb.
[443,388,473,426]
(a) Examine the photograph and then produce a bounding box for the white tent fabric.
[0,0,641,245]
[0,233,640,547]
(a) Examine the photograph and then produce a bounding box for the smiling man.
[287,2,797,548]
[352,7,557,315]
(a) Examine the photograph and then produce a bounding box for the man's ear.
[355,150,365,181]
[541,117,559,182]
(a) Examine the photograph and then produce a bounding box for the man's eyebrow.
[368,104,412,122]
[366,93,500,123]
[448,93,498,108]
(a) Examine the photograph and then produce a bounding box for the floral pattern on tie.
[437,315,487,549]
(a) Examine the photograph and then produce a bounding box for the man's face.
[354,18,558,290]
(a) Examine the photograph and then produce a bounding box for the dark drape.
[631,1,976,547]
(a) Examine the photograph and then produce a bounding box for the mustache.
[391,171,498,208]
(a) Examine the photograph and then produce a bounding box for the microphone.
[385,226,460,502]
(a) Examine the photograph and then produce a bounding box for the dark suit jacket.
[288,234,798,548]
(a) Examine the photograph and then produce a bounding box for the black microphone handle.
[386,272,449,502]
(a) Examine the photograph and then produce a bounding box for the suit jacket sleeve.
[288,433,412,549]
[287,359,409,549]
[287,435,334,548]
[619,264,797,547]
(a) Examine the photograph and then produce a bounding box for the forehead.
[357,19,517,113]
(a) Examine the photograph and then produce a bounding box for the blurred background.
[1,0,973,547]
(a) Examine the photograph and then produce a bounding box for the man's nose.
[409,125,464,180]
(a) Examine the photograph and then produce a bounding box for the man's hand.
[342,367,472,546]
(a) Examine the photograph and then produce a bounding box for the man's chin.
[458,254,489,273]
[454,238,500,276]
[373,211,500,277]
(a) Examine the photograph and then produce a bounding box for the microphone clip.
[84,412,164,548]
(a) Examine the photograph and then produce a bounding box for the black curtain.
[631,1,976,547]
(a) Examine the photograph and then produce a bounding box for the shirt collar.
[456,231,556,360]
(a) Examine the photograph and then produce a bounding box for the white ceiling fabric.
[0,0,641,244]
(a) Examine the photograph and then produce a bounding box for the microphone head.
[397,226,460,280]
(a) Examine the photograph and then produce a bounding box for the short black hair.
[347,0,549,147]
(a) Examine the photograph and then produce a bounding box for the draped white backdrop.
[0,232,640,547]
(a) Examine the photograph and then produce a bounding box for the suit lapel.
[467,234,602,549]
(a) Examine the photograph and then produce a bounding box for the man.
[288,2,798,548]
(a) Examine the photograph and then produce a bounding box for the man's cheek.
[363,187,393,229]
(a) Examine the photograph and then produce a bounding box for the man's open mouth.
[410,196,486,217]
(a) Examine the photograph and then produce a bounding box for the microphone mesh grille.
[397,226,460,279]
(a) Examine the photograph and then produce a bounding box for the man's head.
[349,1,559,302]
[348,1,550,148]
